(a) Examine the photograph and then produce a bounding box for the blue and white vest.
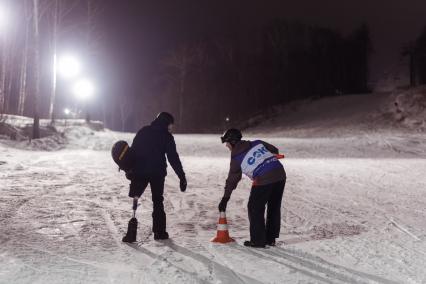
[233,140,282,180]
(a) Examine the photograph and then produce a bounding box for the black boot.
[154,231,169,240]
[243,240,266,248]
[266,238,276,246]
[122,217,138,243]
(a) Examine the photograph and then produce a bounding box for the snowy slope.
[1,93,426,283]
[245,89,426,137]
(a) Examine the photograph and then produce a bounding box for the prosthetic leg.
[122,198,138,243]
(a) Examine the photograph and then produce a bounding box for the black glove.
[218,196,230,212]
[180,177,187,192]
[125,170,135,180]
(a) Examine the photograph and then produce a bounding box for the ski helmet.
[156,112,174,125]
[111,140,134,171]
[221,128,242,144]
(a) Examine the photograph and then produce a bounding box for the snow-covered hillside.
[245,88,426,136]
[1,92,425,283]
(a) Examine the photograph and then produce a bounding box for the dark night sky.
[101,0,426,97]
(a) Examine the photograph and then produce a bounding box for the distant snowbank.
[0,133,67,151]
[64,126,133,151]
[0,115,107,151]
[0,115,102,130]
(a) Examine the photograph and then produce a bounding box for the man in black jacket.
[128,112,187,240]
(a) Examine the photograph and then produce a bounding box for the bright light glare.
[64,108,71,115]
[73,79,95,100]
[0,5,9,30]
[57,55,81,78]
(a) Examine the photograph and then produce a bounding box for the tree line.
[3,2,424,134]
[124,20,373,132]
[403,27,426,87]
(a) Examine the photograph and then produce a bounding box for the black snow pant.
[248,179,286,245]
[129,175,166,234]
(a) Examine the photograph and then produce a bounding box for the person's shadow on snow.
[162,239,262,283]
[125,239,262,283]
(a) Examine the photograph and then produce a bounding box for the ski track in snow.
[1,131,426,284]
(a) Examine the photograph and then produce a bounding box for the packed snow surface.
[1,94,426,283]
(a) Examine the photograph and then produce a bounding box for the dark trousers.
[248,179,286,245]
[129,176,166,234]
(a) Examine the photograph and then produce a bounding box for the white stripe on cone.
[219,211,226,218]
[217,224,229,231]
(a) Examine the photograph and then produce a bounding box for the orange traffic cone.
[211,211,235,243]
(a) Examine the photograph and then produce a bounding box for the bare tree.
[4,58,14,114]
[0,0,18,116]
[86,0,104,53]
[3,12,20,115]
[0,0,7,116]
[162,45,200,127]
[48,0,59,122]
[402,42,417,87]
[0,41,6,116]
[119,100,132,132]
[18,1,31,116]
[32,0,40,139]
